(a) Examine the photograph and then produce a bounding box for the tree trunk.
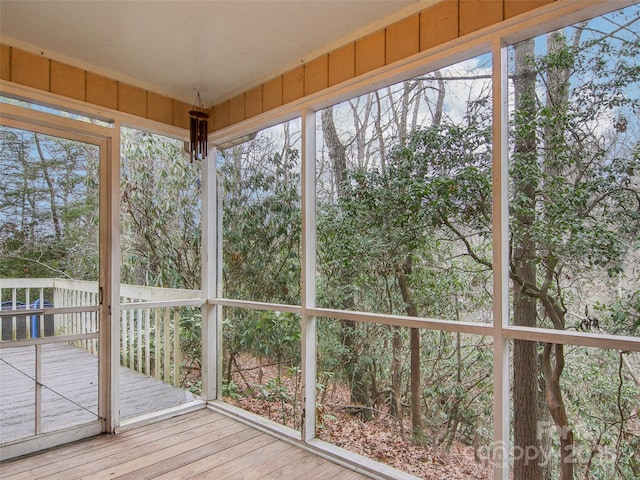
[34,133,62,242]
[321,106,372,419]
[396,256,424,443]
[512,38,543,480]
[543,342,574,480]
[409,327,422,442]
[538,352,555,480]
[390,325,403,421]
[541,30,574,480]
[321,107,348,201]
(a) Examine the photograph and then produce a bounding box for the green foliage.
[561,347,640,479]
[220,131,301,304]
[120,127,201,289]
[224,309,301,368]
[222,380,241,400]
[179,309,202,371]
[0,127,99,280]
[594,290,640,336]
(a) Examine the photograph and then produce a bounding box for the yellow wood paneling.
[207,107,215,133]
[420,0,459,51]
[228,94,245,125]
[329,43,355,87]
[386,14,420,64]
[86,72,118,110]
[505,0,554,19]
[213,101,229,131]
[263,76,283,112]
[1,0,551,129]
[50,61,85,101]
[11,48,49,91]
[147,91,174,125]
[305,55,328,95]
[245,85,263,118]
[4,46,183,127]
[1,45,11,82]
[355,30,385,76]
[459,0,503,36]
[173,99,191,130]
[118,82,147,117]
[283,65,304,104]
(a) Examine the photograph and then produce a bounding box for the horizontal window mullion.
[310,307,494,336]
[503,326,640,352]
[210,298,302,315]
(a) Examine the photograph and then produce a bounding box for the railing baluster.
[83,291,88,351]
[137,308,142,374]
[129,306,134,370]
[173,308,180,387]
[73,290,78,346]
[153,308,159,380]
[25,288,31,339]
[12,288,17,341]
[142,309,151,375]
[67,289,71,336]
[93,292,98,353]
[63,289,68,334]
[53,287,61,335]
[88,292,93,353]
[163,307,170,383]
[121,304,128,368]
[39,288,44,340]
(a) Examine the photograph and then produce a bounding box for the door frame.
[0,99,120,457]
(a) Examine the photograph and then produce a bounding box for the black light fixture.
[188,92,209,162]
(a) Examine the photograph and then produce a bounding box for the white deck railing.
[0,278,202,387]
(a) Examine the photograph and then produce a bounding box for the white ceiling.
[0,0,428,107]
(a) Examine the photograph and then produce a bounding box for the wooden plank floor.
[0,409,371,479]
[0,343,199,444]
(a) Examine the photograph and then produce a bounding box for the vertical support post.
[35,344,42,435]
[98,130,120,434]
[215,174,224,398]
[201,145,220,401]
[492,40,510,480]
[301,109,317,442]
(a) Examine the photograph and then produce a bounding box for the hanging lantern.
[188,92,209,162]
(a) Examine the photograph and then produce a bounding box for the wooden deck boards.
[0,343,198,444]
[0,409,372,479]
